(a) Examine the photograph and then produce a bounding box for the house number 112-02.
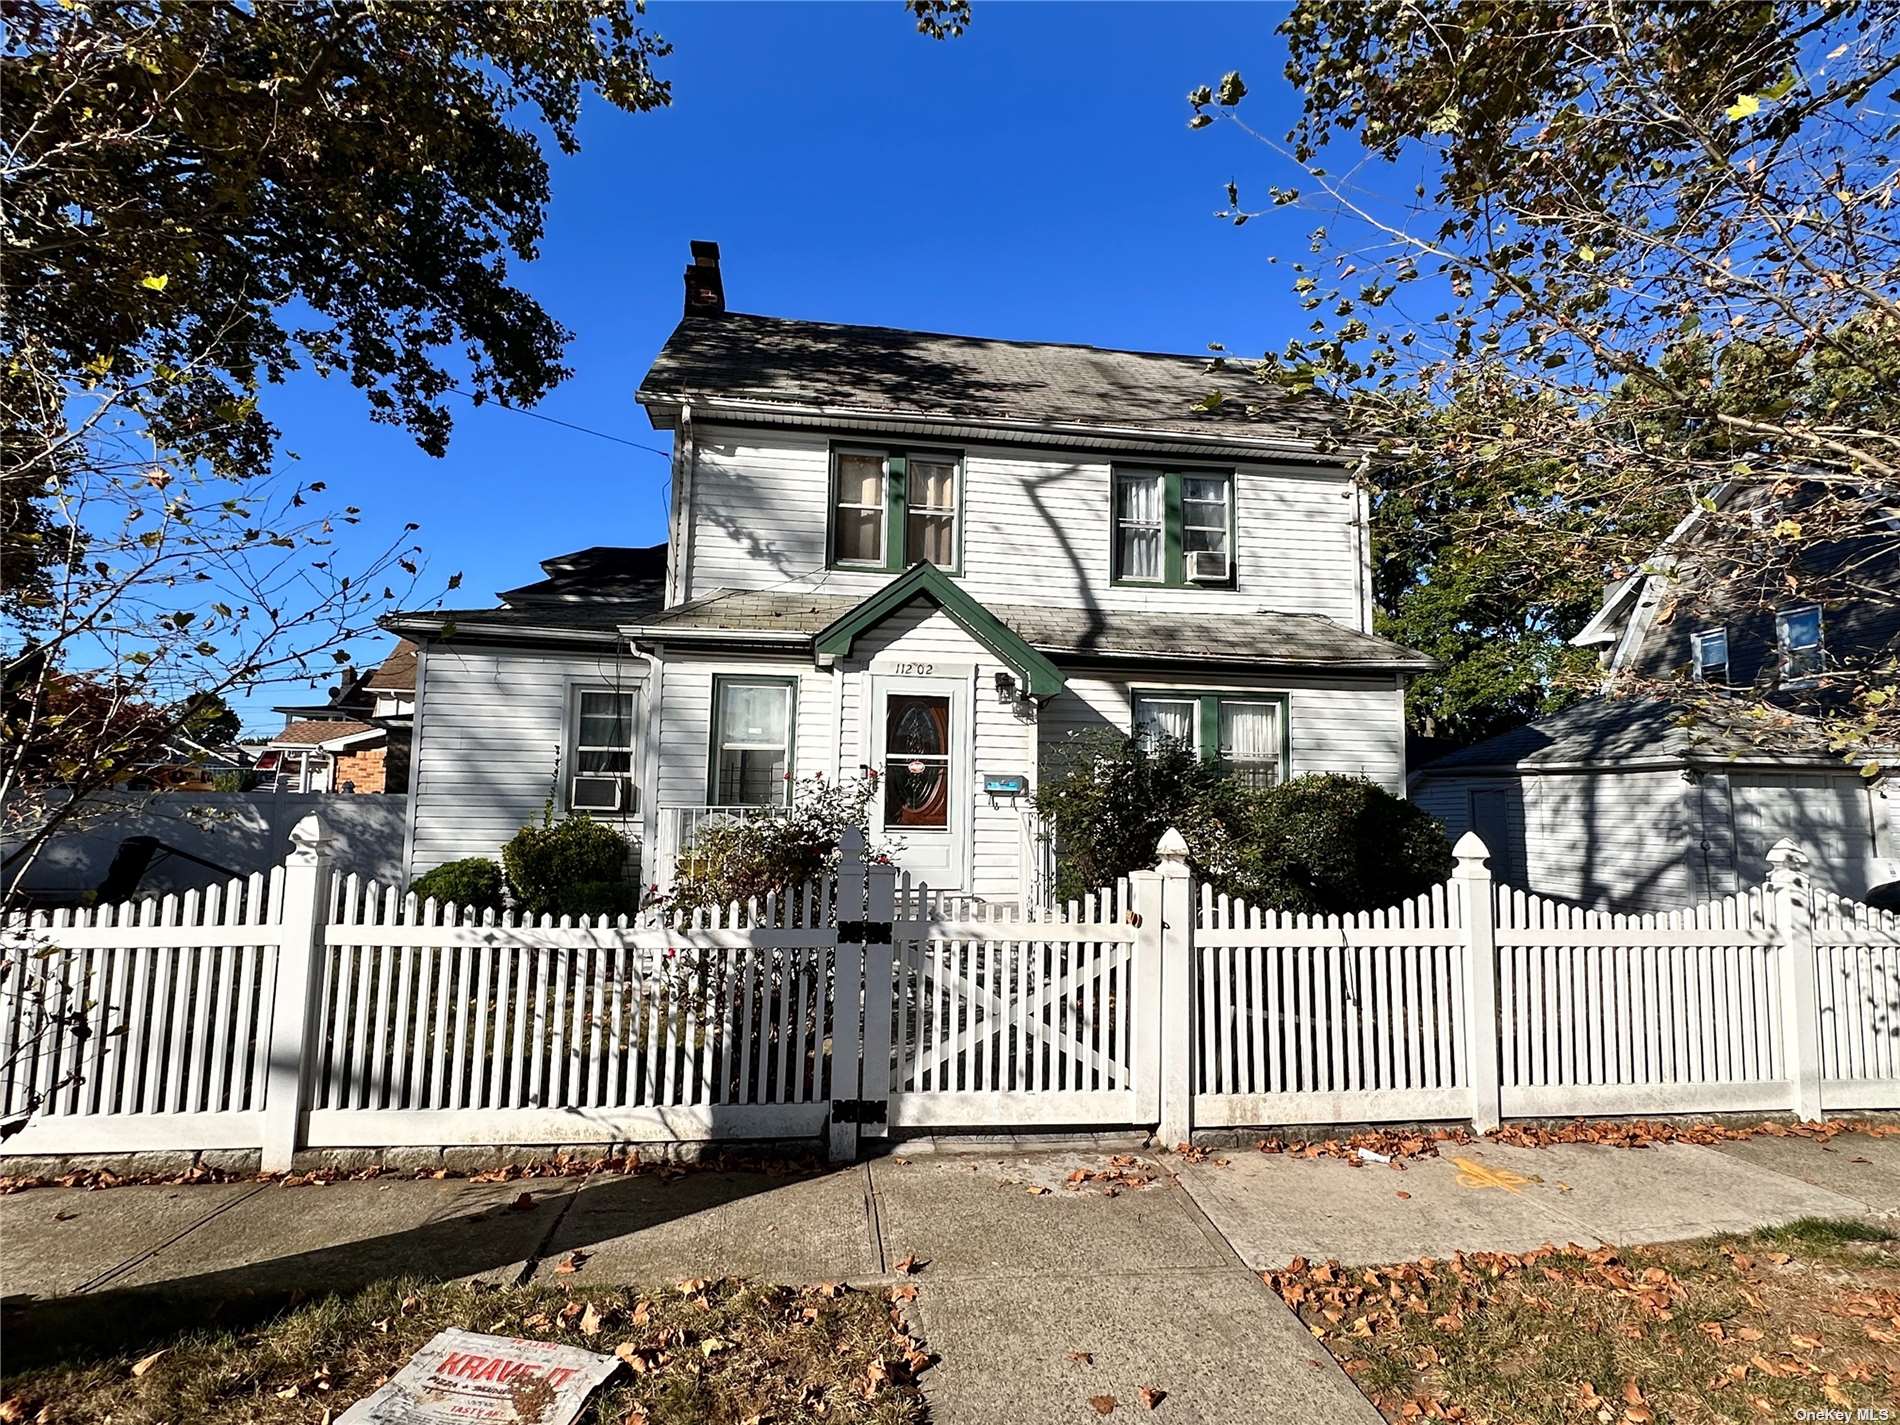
[891,662,934,676]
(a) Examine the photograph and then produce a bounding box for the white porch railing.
[648,804,789,892]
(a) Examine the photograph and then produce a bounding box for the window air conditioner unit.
[1185,550,1229,583]
[570,775,625,812]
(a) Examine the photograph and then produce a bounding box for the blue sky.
[252,1,1337,726]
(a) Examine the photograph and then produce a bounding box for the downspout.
[639,642,666,888]
[397,640,428,889]
[1352,455,1373,633]
[664,403,696,608]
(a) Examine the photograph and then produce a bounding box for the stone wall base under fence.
[0,1138,826,1182]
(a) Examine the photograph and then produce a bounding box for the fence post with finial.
[262,814,332,1172]
[1452,832,1502,1134]
[1152,828,1195,1150]
[1768,839,1823,1122]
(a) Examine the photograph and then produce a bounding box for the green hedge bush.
[409,856,505,914]
[1034,734,1452,915]
[502,806,636,920]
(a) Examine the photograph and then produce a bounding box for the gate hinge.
[836,919,892,944]
[831,1098,888,1125]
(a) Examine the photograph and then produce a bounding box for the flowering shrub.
[659,771,889,914]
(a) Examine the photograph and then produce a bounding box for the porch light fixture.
[994,671,1017,703]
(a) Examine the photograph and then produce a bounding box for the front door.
[869,674,969,889]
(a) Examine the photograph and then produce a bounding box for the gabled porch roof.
[810,563,1067,697]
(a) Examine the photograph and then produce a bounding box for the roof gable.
[813,563,1066,697]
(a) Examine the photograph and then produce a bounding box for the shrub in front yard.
[661,772,883,914]
[1033,731,1253,901]
[409,856,505,914]
[1035,735,1452,914]
[502,806,637,920]
[1235,772,1455,915]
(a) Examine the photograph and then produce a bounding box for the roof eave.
[636,391,1368,465]
[383,613,624,647]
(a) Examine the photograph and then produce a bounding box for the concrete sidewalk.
[3,1129,1893,1422]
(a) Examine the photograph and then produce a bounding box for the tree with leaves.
[1,0,683,896]
[1190,1,1900,766]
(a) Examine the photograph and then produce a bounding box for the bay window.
[711,677,795,806]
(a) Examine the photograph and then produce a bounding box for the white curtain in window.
[1134,697,1196,748]
[1116,474,1162,580]
[1219,701,1278,764]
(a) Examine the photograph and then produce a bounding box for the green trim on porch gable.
[813,562,1067,699]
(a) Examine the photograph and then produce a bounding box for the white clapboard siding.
[1811,890,1900,1108]
[653,654,834,810]
[1045,670,1407,796]
[408,642,647,872]
[683,424,1366,625]
[1191,882,1470,1126]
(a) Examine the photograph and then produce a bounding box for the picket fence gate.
[2,820,1895,1169]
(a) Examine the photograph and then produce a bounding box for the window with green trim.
[1133,691,1285,789]
[710,677,796,806]
[1112,468,1234,586]
[829,447,961,572]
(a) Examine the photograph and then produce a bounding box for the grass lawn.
[1267,1217,1900,1423]
[0,1275,930,1424]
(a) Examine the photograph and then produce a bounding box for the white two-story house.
[390,243,1435,903]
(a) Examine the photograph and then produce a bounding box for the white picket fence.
[3,820,1896,1168]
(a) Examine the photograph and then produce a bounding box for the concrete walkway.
[3,1130,1894,1422]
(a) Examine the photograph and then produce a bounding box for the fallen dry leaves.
[1264,1224,1900,1423]
[1064,1155,1158,1196]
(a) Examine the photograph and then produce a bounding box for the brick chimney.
[683,240,724,317]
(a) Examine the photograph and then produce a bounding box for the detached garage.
[1411,698,1894,913]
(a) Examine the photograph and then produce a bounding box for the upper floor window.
[1777,605,1823,682]
[569,688,637,813]
[1133,690,1285,788]
[711,677,795,806]
[829,447,961,573]
[1112,467,1235,587]
[1691,627,1728,683]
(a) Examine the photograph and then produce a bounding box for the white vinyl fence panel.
[1812,891,1900,1109]
[4,820,1897,1166]
[1192,882,1470,1127]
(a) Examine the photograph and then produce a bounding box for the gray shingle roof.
[1415,696,1862,772]
[637,313,1352,448]
[630,587,1435,670]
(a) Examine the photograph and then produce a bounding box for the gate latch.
[831,1099,889,1125]
[837,919,893,944]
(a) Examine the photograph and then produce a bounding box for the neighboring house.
[259,639,417,794]
[389,242,1435,902]
[1413,485,1897,911]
